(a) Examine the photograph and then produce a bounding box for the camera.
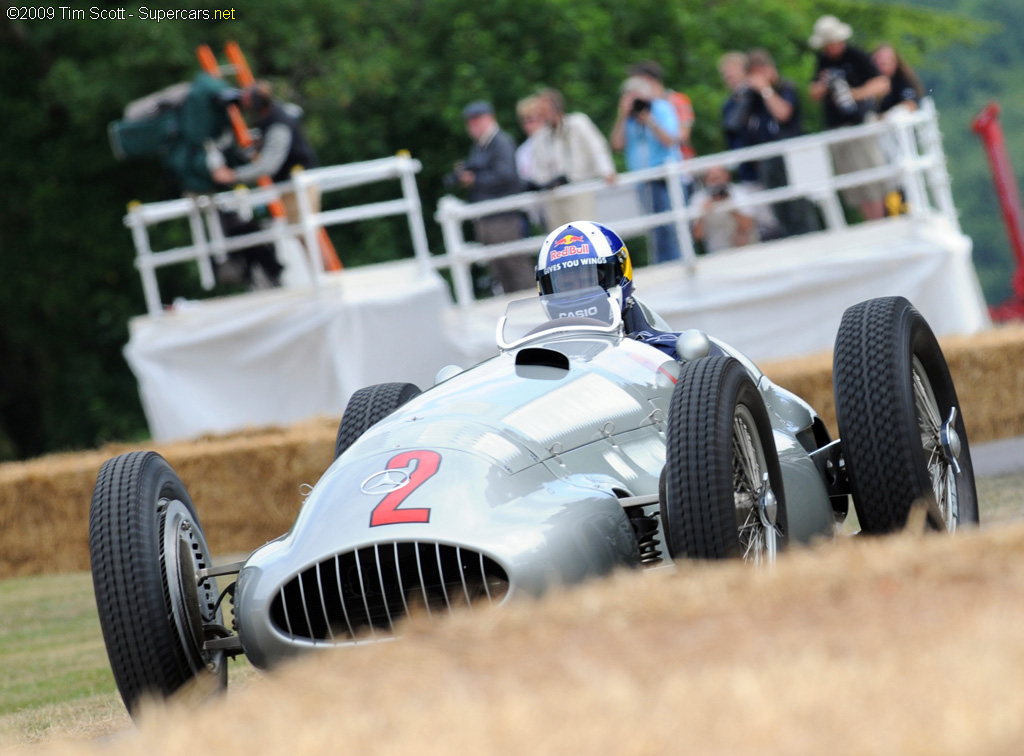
[524,175,569,192]
[824,69,860,118]
[443,161,466,191]
[631,98,651,116]
[708,184,730,200]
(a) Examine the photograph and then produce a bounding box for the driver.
[535,221,685,359]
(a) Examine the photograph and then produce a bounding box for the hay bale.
[0,420,337,578]
[761,323,1024,442]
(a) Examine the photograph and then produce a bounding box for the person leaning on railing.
[807,15,891,222]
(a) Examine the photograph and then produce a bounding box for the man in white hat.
[808,14,891,221]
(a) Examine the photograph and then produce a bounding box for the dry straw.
[13,523,1024,755]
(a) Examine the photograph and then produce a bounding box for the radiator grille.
[270,542,510,643]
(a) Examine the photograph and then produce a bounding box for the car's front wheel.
[89,452,226,715]
[833,296,978,533]
[661,356,787,564]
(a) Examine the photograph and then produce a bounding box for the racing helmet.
[535,221,634,305]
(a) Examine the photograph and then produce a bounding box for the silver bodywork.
[234,290,837,668]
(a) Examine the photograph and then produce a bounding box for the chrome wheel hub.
[732,406,779,566]
[912,357,960,531]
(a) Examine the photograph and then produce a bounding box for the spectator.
[629,60,697,160]
[169,75,282,288]
[742,48,821,238]
[455,100,535,293]
[212,81,320,227]
[530,87,616,230]
[689,165,760,253]
[515,95,546,189]
[515,94,547,230]
[718,51,758,184]
[873,43,927,215]
[873,43,926,115]
[610,76,683,263]
[808,15,891,221]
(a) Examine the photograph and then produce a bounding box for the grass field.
[0,472,1020,751]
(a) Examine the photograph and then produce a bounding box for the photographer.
[741,49,820,239]
[689,165,760,254]
[610,76,683,263]
[808,15,891,221]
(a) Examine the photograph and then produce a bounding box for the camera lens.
[631,98,651,115]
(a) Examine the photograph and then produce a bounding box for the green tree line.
[0,0,996,460]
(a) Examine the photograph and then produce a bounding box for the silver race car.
[89,288,977,714]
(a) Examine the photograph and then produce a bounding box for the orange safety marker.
[221,42,342,272]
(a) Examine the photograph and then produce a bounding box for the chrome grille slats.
[413,543,432,617]
[393,544,410,617]
[478,551,491,601]
[334,554,356,638]
[352,546,376,639]
[434,542,451,610]
[269,542,509,643]
[314,563,335,642]
[456,546,472,610]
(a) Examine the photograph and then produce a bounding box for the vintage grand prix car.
[89,289,977,714]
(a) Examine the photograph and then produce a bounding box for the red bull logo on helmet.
[548,233,595,262]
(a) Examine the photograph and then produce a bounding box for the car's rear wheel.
[89,452,226,715]
[334,382,422,459]
[833,296,978,533]
[661,356,787,564]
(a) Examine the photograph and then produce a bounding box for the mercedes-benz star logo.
[360,469,412,495]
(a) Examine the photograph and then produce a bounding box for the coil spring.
[228,581,238,632]
[632,513,663,566]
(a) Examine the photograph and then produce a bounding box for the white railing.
[126,100,956,314]
[125,153,431,316]
[434,98,958,307]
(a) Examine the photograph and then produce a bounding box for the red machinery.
[971,102,1024,321]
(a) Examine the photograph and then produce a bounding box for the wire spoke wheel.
[732,406,778,565]
[833,297,978,534]
[911,357,960,531]
[662,356,787,563]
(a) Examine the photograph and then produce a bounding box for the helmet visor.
[538,259,620,295]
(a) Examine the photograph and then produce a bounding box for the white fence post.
[397,151,433,273]
[125,203,162,316]
[665,161,697,265]
[436,195,476,308]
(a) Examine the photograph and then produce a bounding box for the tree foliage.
[0,0,990,459]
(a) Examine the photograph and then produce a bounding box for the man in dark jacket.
[742,49,821,238]
[212,81,319,223]
[455,100,534,293]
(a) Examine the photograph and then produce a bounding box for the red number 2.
[369,450,441,527]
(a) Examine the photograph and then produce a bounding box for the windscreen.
[497,287,620,350]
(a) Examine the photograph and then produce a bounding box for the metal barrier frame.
[125,154,430,316]
[434,98,957,307]
[126,100,956,315]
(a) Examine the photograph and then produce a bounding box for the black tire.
[661,356,788,562]
[833,296,978,533]
[89,452,226,715]
[334,382,421,459]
